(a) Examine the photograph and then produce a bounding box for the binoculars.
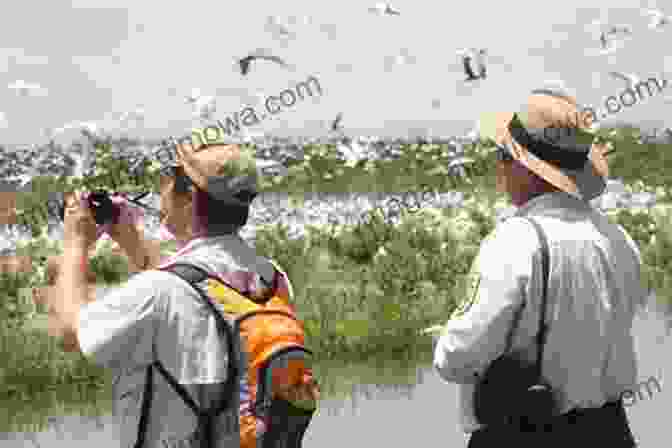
[55,191,121,226]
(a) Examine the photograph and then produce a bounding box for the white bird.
[337,138,368,167]
[642,9,672,30]
[368,2,400,16]
[464,126,480,142]
[185,88,217,122]
[609,71,641,89]
[265,15,294,38]
[331,112,344,133]
[456,48,487,81]
[585,19,632,54]
[7,80,47,97]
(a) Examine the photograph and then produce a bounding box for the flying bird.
[236,49,291,76]
[265,15,294,38]
[584,18,632,56]
[265,15,296,47]
[331,113,344,133]
[642,9,671,30]
[457,48,487,81]
[609,71,641,89]
[185,88,217,121]
[8,80,47,97]
[368,2,400,15]
[587,19,632,51]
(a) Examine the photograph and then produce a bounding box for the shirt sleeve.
[433,218,536,384]
[617,224,650,309]
[77,270,166,371]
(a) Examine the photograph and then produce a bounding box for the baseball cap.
[159,127,259,207]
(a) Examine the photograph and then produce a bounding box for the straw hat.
[479,89,610,200]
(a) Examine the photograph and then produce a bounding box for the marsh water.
[2,293,671,448]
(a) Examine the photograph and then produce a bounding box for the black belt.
[560,400,624,425]
[477,400,625,434]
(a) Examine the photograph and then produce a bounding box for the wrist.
[64,238,91,252]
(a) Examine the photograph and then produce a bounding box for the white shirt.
[433,192,649,433]
[78,234,287,448]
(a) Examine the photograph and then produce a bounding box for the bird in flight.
[368,2,400,16]
[266,15,294,38]
[585,19,631,55]
[265,15,296,47]
[185,89,217,122]
[331,112,344,133]
[236,49,291,76]
[642,9,671,30]
[457,48,487,81]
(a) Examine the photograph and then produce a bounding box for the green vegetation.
[0,128,670,416]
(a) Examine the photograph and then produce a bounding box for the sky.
[0,0,670,147]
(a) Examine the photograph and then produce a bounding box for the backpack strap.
[134,262,240,448]
[133,364,154,448]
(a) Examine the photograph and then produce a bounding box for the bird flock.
[1,4,671,177]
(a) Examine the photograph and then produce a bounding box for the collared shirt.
[78,234,288,448]
[433,192,649,433]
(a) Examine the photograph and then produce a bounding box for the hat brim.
[482,111,607,201]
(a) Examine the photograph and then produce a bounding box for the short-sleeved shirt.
[78,234,288,448]
[433,192,649,433]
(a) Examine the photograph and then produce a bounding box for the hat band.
[507,113,590,170]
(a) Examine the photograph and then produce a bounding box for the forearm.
[54,241,90,351]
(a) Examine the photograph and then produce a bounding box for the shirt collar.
[514,192,591,217]
[163,233,242,264]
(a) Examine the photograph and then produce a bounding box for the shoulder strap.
[133,366,153,448]
[134,263,240,448]
[160,263,239,402]
[524,217,551,382]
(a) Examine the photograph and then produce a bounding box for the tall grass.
[0,135,670,403]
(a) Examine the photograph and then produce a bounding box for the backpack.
[134,261,319,448]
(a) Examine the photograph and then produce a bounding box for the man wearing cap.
[432,90,647,447]
[41,132,296,447]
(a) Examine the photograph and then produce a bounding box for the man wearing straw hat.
[432,89,647,447]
